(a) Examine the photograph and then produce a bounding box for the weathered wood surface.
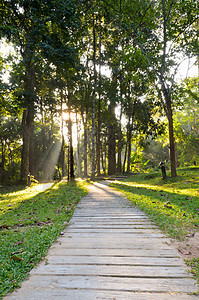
[5,182,198,299]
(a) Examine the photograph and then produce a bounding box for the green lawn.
[0,180,87,298]
[111,166,199,283]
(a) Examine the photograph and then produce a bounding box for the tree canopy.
[0,0,198,184]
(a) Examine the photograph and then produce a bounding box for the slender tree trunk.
[1,140,5,169]
[104,132,107,173]
[91,0,97,179]
[123,141,127,173]
[20,46,35,182]
[167,98,177,177]
[60,89,65,178]
[81,110,88,178]
[96,29,102,177]
[76,113,82,178]
[20,109,30,183]
[40,98,47,152]
[161,86,177,177]
[117,104,123,173]
[28,109,34,175]
[108,124,116,175]
[126,117,132,173]
[68,113,75,181]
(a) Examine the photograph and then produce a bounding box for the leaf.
[0,224,10,229]
[179,249,191,255]
[14,240,24,246]
[10,255,23,261]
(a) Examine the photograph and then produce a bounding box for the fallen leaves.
[13,240,24,247]
[10,255,24,261]
[179,249,191,255]
[0,224,10,229]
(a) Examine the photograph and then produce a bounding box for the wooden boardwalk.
[6,182,198,299]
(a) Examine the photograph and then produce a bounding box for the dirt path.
[5,182,198,299]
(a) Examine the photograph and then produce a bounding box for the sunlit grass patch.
[0,180,87,297]
[111,167,199,283]
[111,168,199,240]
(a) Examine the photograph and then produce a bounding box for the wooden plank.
[6,289,198,300]
[47,248,179,257]
[66,228,160,233]
[46,255,185,266]
[47,247,179,257]
[53,240,174,250]
[32,264,190,278]
[69,224,157,229]
[61,233,165,238]
[14,275,197,293]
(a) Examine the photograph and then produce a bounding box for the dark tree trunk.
[40,98,47,152]
[60,90,65,178]
[91,0,97,179]
[1,140,5,170]
[28,109,34,176]
[108,124,116,175]
[117,106,123,173]
[96,30,102,177]
[68,115,75,181]
[164,91,177,177]
[20,47,35,182]
[127,119,132,173]
[76,113,82,178]
[81,109,88,178]
[20,109,30,183]
[123,140,127,173]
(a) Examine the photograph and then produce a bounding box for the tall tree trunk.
[28,108,34,176]
[20,109,30,183]
[81,109,88,178]
[108,124,116,175]
[76,113,82,178]
[117,102,123,173]
[1,140,5,169]
[60,89,65,178]
[91,0,97,179]
[123,139,127,173]
[20,47,35,182]
[162,87,177,177]
[166,97,177,177]
[96,29,102,177]
[68,112,75,181]
[40,98,47,152]
[126,117,132,173]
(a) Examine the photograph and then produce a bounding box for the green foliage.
[174,77,199,166]
[0,180,87,297]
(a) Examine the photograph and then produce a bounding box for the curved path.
[6,182,198,299]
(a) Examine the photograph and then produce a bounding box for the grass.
[110,167,199,281]
[0,180,87,298]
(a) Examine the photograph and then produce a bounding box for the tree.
[0,0,82,182]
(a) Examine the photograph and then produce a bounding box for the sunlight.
[35,140,62,181]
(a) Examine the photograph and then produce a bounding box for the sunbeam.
[35,140,62,182]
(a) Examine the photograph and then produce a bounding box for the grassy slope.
[0,180,87,298]
[111,167,199,281]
